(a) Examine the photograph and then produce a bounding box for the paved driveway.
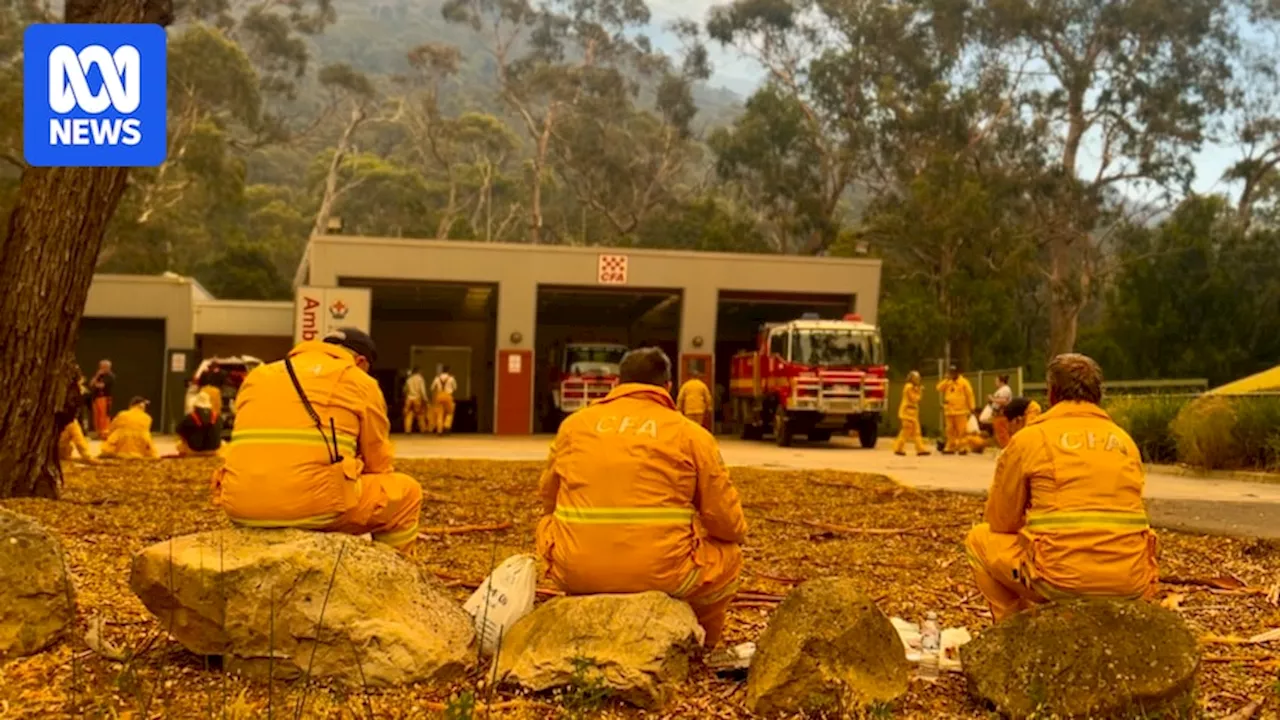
[127,433,1280,538]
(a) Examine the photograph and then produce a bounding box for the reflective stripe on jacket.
[216,341,395,524]
[985,401,1157,597]
[538,383,747,595]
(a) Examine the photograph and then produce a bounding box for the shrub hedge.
[1102,394,1280,471]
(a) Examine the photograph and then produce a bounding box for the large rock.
[962,600,1199,719]
[494,591,704,709]
[746,578,910,716]
[129,528,475,686]
[0,508,76,658]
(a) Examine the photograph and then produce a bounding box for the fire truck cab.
[548,342,628,422]
[729,314,887,447]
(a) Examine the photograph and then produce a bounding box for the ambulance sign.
[294,287,371,344]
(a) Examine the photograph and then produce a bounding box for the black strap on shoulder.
[284,356,344,464]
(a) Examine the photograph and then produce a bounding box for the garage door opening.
[355,279,499,433]
[535,285,681,431]
[76,317,167,431]
[714,291,855,429]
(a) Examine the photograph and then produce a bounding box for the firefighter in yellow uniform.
[1001,397,1042,439]
[537,348,747,647]
[965,354,1158,621]
[403,368,429,433]
[59,420,96,463]
[936,365,976,455]
[676,373,713,430]
[429,366,457,434]
[212,329,423,552]
[98,397,161,459]
[893,371,930,456]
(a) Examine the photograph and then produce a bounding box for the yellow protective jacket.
[216,341,396,524]
[898,383,922,421]
[985,401,1157,597]
[537,383,748,595]
[676,378,712,416]
[937,376,975,416]
[1025,400,1042,424]
[99,407,159,458]
[59,420,93,461]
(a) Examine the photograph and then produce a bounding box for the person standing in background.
[90,359,115,439]
[676,371,714,431]
[430,365,458,434]
[990,374,1014,448]
[936,365,976,455]
[893,371,931,456]
[403,367,429,433]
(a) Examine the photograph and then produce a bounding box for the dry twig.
[418,521,514,537]
[1221,698,1263,720]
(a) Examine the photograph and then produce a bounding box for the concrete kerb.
[1147,463,1280,486]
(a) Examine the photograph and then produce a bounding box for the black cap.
[323,327,378,364]
[129,396,149,408]
[1004,397,1033,420]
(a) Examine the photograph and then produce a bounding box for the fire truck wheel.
[857,419,879,449]
[773,412,793,447]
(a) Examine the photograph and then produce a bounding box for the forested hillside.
[4,0,1280,384]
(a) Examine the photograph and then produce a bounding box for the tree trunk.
[0,0,174,499]
[1047,235,1081,357]
[311,104,367,238]
[528,105,556,244]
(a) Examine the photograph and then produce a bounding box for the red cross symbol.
[329,300,348,318]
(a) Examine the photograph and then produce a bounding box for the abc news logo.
[23,24,167,167]
[48,44,143,147]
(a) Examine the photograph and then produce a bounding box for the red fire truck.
[729,314,887,447]
[549,342,628,420]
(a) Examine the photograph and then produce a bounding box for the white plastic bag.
[891,616,972,672]
[463,554,538,656]
[966,414,980,434]
[978,404,994,424]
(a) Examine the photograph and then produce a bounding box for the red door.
[496,349,533,435]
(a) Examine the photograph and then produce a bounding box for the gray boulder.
[962,599,1199,719]
[746,577,910,716]
[129,528,475,686]
[494,591,704,709]
[0,508,76,658]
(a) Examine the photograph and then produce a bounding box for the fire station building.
[80,236,881,434]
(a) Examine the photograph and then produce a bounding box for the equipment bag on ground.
[463,553,538,655]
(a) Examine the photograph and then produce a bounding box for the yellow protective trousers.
[538,514,742,647]
[430,393,455,433]
[404,398,428,433]
[228,471,423,551]
[893,419,928,454]
[944,414,969,453]
[964,523,1157,622]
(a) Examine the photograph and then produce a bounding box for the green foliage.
[1081,196,1280,387]
[442,689,476,720]
[1168,395,1280,470]
[1103,395,1185,465]
[560,656,612,718]
[194,241,291,300]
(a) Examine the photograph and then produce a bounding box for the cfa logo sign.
[23,24,167,167]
